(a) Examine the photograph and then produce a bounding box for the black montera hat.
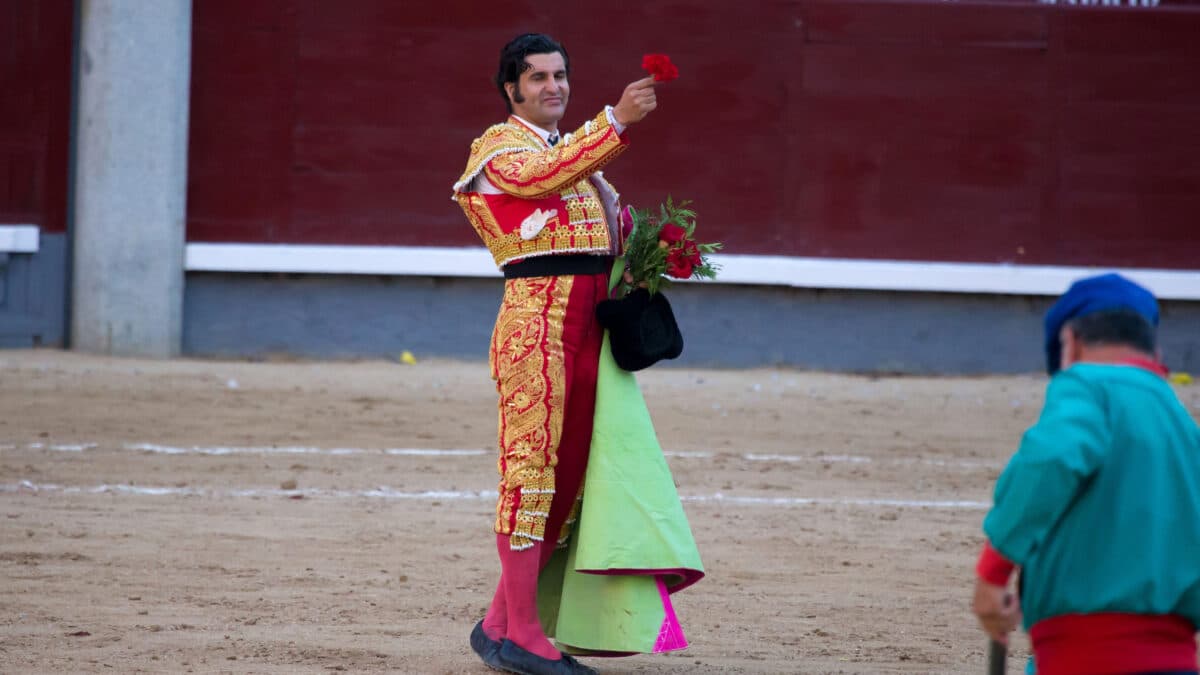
[595,288,684,372]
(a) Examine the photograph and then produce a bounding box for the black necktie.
[548,134,559,147]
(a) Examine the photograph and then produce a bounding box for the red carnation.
[680,240,703,266]
[665,247,694,279]
[642,54,679,83]
[659,222,687,245]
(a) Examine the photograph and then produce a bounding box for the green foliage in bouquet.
[619,197,722,297]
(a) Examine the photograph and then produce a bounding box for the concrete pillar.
[71,1,192,357]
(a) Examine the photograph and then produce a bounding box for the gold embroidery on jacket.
[560,182,606,232]
[453,110,624,267]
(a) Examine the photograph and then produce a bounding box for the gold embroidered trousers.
[489,272,608,551]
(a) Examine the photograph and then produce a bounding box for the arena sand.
[3,350,1198,673]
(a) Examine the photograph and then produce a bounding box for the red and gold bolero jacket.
[452,110,626,269]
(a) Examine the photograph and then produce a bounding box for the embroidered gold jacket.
[452,110,626,269]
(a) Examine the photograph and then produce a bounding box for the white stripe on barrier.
[0,225,39,253]
[183,243,1200,300]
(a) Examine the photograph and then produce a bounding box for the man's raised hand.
[613,77,658,127]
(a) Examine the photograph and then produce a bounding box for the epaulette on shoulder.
[454,123,537,194]
[472,123,536,154]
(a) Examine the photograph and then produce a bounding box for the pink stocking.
[481,550,507,641]
[497,534,560,660]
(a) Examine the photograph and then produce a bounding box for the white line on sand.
[22,443,97,452]
[2,481,989,509]
[10,443,1000,469]
[124,443,487,456]
[742,453,1001,469]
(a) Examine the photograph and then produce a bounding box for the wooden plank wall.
[0,0,73,233]
[175,1,1200,269]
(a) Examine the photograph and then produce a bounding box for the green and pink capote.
[535,263,704,656]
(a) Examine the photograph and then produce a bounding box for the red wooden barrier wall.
[0,0,72,234]
[3,2,1197,271]
[186,1,1200,270]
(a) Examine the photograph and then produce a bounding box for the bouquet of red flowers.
[617,197,721,296]
[596,198,720,371]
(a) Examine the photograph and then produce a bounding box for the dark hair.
[1066,308,1157,355]
[495,33,569,113]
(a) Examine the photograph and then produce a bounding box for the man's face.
[507,52,569,129]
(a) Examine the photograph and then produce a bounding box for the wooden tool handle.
[987,639,1007,675]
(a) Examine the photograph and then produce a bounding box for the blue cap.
[1044,273,1159,374]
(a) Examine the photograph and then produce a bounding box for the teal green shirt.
[983,363,1200,630]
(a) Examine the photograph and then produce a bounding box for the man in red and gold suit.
[451,33,657,675]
